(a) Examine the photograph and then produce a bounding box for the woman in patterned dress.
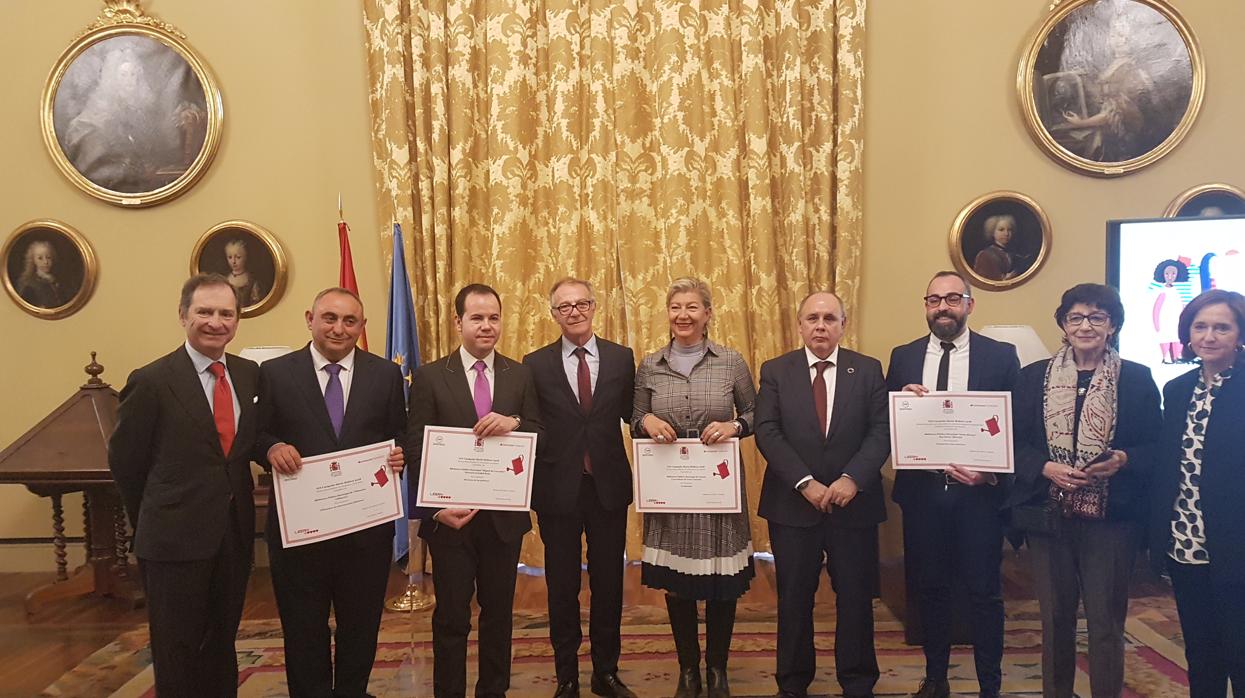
[632,277,756,698]
[1005,283,1161,698]
[1149,289,1245,697]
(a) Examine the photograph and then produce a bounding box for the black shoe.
[911,678,950,698]
[553,679,580,698]
[591,672,637,698]
[705,667,730,697]
[673,667,702,698]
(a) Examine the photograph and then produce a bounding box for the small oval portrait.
[949,192,1052,291]
[41,15,223,207]
[1018,0,1203,176]
[2,220,97,319]
[1163,183,1245,218]
[190,221,287,318]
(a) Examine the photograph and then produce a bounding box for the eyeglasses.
[923,293,969,308]
[1064,312,1111,327]
[552,299,594,315]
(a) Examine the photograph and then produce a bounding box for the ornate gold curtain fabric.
[363,0,864,564]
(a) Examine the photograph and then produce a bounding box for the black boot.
[705,667,730,698]
[704,598,736,693]
[665,595,702,698]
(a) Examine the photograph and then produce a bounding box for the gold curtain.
[363,0,865,566]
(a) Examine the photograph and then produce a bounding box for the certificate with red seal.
[414,426,538,511]
[272,439,404,548]
[632,438,742,514]
[889,391,1014,472]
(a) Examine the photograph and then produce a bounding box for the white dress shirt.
[920,329,970,391]
[794,345,841,491]
[185,341,240,431]
[562,334,600,400]
[459,346,496,401]
[310,344,356,409]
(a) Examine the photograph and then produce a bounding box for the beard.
[928,312,966,341]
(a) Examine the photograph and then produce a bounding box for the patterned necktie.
[936,341,955,391]
[208,362,235,456]
[813,360,832,437]
[472,360,492,419]
[324,363,344,437]
[574,347,594,474]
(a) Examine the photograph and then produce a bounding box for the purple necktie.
[472,360,491,419]
[324,363,344,437]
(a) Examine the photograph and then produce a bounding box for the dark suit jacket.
[1006,357,1161,523]
[1150,353,1245,578]
[256,345,409,546]
[108,346,259,561]
[408,349,544,543]
[755,347,891,528]
[884,331,1020,506]
[523,337,635,514]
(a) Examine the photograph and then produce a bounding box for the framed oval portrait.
[1017,0,1204,177]
[190,221,288,318]
[1163,182,1245,218]
[40,5,223,207]
[2,220,98,319]
[949,191,1052,292]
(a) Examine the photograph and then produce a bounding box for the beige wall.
[0,2,382,566]
[860,1,1245,360]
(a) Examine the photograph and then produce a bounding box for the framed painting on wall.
[1018,0,1203,177]
[41,2,223,207]
[2,220,98,319]
[190,220,287,318]
[949,191,1052,292]
[1163,183,1245,218]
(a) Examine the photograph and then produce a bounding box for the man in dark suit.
[257,287,407,698]
[409,283,544,698]
[522,277,636,698]
[884,271,1019,698]
[109,273,259,697]
[755,291,891,698]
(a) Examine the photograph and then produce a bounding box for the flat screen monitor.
[1107,215,1245,386]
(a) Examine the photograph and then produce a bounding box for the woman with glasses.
[1149,290,1245,696]
[1005,283,1161,697]
[632,277,756,698]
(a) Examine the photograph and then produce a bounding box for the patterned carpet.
[41,597,1190,697]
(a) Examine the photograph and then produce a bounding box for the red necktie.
[575,347,593,474]
[813,361,831,437]
[209,362,236,456]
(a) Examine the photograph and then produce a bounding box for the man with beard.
[884,271,1019,698]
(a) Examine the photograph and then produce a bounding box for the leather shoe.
[590,672,637,698]
[673,666,702,698]
[553,679,580,697]
[705,667,730,697]
[911,678,950,698]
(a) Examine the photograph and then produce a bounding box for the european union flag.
[386,223,420,563]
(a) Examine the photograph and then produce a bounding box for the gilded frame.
[1017,0,1204,177]
[190,220,288,318]
[1163,182,1245,218]
[2,219,98,319]
[949,191,1052,292]
[40,2,223,207]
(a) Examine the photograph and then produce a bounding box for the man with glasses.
[523,277,637,698]
[884,271,1020,698]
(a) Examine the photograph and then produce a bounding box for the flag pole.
[386,522,435,613]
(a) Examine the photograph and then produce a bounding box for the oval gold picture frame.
[1017,0,1204,177]
[1163,182,1245,218]
[949,191,1052,292]
[2,219,98,320]
[41,4,223,207]
[190,220,288,319]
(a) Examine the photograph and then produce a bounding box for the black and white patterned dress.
[632,340,756,600]
[1169,367,1233,564]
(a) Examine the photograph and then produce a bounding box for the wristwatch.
[796,479,813,492]
[508,414,522,430]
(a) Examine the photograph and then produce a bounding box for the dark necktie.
[574,347,593,473]
[936,341,955,391]
[208,362,235,456]
[813,360,832,437]
[324,363,344,437]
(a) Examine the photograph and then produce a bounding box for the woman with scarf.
[1006,283,1161,697]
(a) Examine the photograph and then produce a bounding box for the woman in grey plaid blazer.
[632,277,756,698]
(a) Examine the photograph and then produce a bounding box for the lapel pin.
[846,367,855,374]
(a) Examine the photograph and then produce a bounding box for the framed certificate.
[889,392,1014,472]
[632,438,742,514]
[271,440,404,548]
[414,426,537,511]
